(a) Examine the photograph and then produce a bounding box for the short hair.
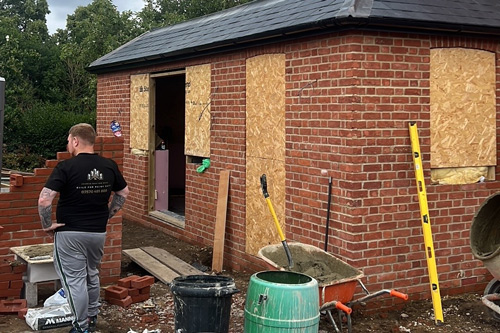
[69,123,96,145]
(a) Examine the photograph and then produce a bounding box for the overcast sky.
[46,0,145,34]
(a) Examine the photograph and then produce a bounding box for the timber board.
[122,247,205,285]
[141,246,205,276]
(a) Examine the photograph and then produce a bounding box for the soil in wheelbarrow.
[259,244,362,284]
[1,220,500,332]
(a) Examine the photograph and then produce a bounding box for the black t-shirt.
[44,153,128,233]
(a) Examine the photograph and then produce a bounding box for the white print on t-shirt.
[87,168,103,181]
[77,182,111,194]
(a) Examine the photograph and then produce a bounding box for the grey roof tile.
[88,0,500,72]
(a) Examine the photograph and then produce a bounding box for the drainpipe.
[0,77,4,172]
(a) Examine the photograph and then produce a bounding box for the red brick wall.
[0,136,125,285]
[94,30,500,306]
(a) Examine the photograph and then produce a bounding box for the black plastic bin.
[170,275,240,333]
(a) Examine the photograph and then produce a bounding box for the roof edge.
[87,16,500,74]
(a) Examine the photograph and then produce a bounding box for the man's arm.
[109,186,130,219]
[38,187,64,231]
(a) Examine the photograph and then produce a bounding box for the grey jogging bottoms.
[53,231,106,332]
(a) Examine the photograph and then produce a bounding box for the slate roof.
[87,0,500,73]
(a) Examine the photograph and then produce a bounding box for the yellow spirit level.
[408,122,444,325]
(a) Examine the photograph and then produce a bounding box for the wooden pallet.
[122,246,205,285]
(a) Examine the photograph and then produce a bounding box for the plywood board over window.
[245,54,286,256]
[185,64,211,157]
[430,48,496,184]
[130,74,151,151]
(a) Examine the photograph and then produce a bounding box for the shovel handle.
[260,174,269,198]
[265,198,286,241]
[260,174,294,269]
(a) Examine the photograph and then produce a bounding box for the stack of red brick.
[105,275,155,307]
[0,258,28,318]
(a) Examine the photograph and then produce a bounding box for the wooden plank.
[141,246,205,276]
[212,170,230,272]
[122,248,179,285]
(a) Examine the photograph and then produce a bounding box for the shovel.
[260,174,293,269]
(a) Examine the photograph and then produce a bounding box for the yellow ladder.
[408,122,444,325]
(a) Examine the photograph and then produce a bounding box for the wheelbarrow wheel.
[484,279,500,321]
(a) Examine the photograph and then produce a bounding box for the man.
[38,123,129,333]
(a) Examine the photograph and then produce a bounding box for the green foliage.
[54,0,144,114]
[0,0,249,172]
[3,103,96,171]
[138,0,253,30]
[2,150,46,172]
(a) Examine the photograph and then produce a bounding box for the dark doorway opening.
[154,74,186,216]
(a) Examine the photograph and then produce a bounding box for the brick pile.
[104,275,155,308]
[0,299,28,318]
[0,260,28,318]
[0,260,26,300]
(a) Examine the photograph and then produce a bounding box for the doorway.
[153,74,186,217]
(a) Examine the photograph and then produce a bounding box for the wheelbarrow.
[258,242,408,332]
[470,192,500,321]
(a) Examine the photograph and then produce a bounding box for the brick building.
[87,0,500,303]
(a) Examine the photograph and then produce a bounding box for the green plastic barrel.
[244,271,319,332]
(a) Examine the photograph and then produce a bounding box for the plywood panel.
[246,54,286,256]
[431,166,488,185]
[246,158,286,255]
[130,74,150,150]
[185,64,211,157]
[430,48,496,168]
[246,55,286,161]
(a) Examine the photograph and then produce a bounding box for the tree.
[53,0,143,113]
[1,0,253,171]
[138,0,253,31]
[0,0,57,110]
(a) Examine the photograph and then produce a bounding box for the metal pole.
[324,176,332,251]
[0,77,5,172]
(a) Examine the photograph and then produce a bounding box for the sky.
[46,0,145,34]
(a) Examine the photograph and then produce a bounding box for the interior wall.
[155,76,186,195]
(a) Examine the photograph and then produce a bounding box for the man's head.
[67,123,96,156]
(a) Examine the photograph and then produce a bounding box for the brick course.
[0,137,125,285]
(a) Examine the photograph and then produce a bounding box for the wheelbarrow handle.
[335,301,352,314]
[390,289,409,300]
[320,300,352,314]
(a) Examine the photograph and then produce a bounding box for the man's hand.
[43,222,65,232]
[43,222,65,236]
